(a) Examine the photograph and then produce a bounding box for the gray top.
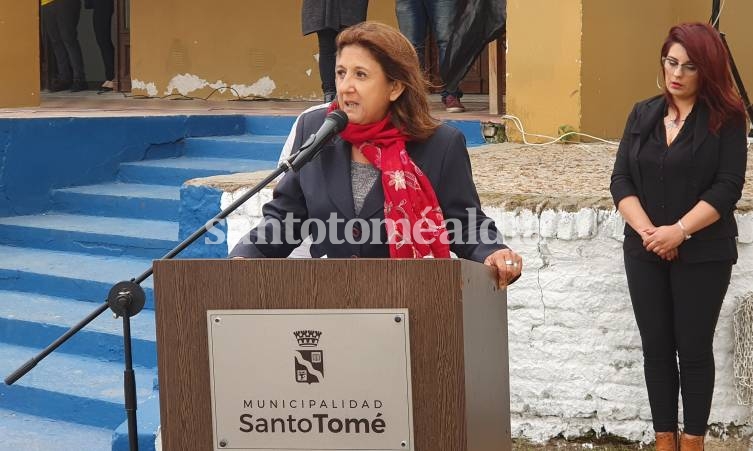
[351,160,380,216]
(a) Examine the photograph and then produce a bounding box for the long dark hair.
[336,21,440,141]
[661,22,745,133]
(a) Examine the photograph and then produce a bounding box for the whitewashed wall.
[486,207,753,443]
[222,188,753,443]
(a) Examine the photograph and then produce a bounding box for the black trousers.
[91,0,115,81]
[316,28,338,97]
[42,0,86,81]
[624,253,732,436]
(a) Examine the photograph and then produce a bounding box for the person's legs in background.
[671,260,731,446]
[316,28,338,102]
[427,0,464,112]
[57,0,87,91]
[43,1,73,91]
[92,0,115,91]
[624,254,680,449]
[395,0,429,71]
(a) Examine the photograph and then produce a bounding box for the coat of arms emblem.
[293,330,324,384]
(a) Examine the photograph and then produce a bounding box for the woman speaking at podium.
[230,21,522,287]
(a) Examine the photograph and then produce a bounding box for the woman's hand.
[484,248,523,289]
[643,225,684,258]
[638,226,655,242]
[639,227,677,260]
[662,248,679,261]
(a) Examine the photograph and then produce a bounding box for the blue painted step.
[183,134,286,159]
[0,408,114,451]
[52,183,180,221]
[112,393,161,451]
[117,156,278,186]
[0,290,156,367]
[0,115,299,451]
[0,343,156,429]
[244,115,297,135]
[0,213,178,258]
[0,245,155,308]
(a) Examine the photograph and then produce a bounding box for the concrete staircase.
[0,116,291,451]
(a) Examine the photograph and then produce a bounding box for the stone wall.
[487,207,753,442]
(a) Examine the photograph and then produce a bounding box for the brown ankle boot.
[655,431,678,451]
[679,432,704,451]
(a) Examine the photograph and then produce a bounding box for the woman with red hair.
[611,22,748,451]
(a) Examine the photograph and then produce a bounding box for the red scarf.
[329,103,450,258]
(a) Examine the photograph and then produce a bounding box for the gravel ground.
[469,142,753,212]
[512,437,752,450]
[194,142,753,216]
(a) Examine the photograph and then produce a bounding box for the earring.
[656,70,665,90]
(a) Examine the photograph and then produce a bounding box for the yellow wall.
[0,1,39,107]
[505,0,583,141]
[682,0,753,120]
[580,0,675,138]
[510,0,753,140]
[130,0,398,100]
[2,0,749,123]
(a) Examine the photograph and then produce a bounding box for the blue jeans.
[395,0,462,98]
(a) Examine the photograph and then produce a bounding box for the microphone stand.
[3,133,329,451]
[711,0,753,133]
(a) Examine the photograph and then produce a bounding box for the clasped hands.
[640,223,686,261]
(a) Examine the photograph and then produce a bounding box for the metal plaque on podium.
[206,309,414,451]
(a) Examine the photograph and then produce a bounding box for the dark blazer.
[301,0,369,36]
[610,95,748,259]
[230,108,506,262]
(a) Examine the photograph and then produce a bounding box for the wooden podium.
[153,259,511,451]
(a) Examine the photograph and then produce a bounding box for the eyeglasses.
[662,57,697,75]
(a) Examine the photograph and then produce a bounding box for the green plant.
[557,124,580,143]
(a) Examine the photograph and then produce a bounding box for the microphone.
[288,109,349,171]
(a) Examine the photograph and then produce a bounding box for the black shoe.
[70,80,88,92]
[49,79,72,92]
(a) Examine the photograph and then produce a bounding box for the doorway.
[424,38,491,95]
[116,0,130,91]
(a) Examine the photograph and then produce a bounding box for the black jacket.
[610,95,747,260]
[230,108,506,261]
[301,0,368,36]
